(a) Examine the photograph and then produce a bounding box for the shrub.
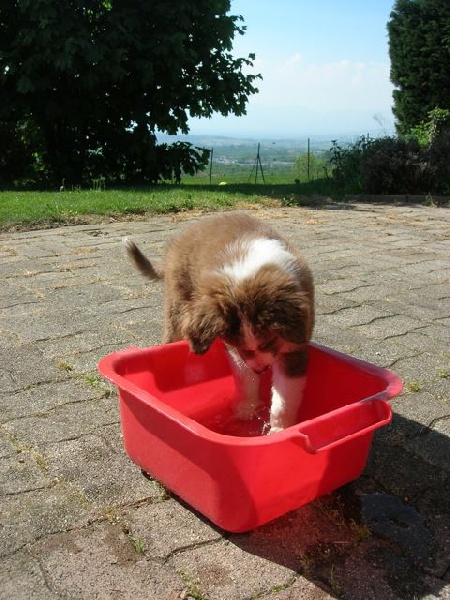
[328,136,370,192]
[360,137,432,194]
[328,131,450,195]
[424,132,450,194]
[408,108,450,147]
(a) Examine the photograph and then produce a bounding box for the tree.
[295,151,327,182]
[388,0,450,135]
[0,0,259,186]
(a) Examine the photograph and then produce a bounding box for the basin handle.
[291,399,392,454]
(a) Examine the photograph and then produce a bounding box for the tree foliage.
[295,152,327,182]
[388,0,450,135]
[0,0,259,187]
[408,107,450,146]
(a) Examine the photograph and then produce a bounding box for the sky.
[187,0,397,138]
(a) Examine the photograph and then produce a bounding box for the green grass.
[0,178,337,232]
[129,535,145,555]
[406,380,422,393]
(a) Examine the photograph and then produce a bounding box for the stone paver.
[0,203,449,599]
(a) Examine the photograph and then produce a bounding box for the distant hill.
[155,134,342,170]
[156,132,343,151]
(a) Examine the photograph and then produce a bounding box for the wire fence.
[191,137,335,185]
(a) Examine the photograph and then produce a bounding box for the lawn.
[0,179,337,232]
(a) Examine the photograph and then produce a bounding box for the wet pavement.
[0,202,449,599]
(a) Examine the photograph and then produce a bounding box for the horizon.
[157,131,388,145]
[187,0,396,138]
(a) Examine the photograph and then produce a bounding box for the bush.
[328,136,369,192]
[408,108,450,147]
[424,132,450,194]
[328,132,450,195]
[360,137,432,194]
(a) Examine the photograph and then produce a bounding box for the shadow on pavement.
[224,413,450,599]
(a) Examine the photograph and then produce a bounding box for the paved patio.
[0,202,449,599]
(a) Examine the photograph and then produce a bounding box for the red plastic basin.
[98,341,402,532]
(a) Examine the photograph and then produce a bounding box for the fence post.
[209,147,213,185]
[307,137,311,181]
